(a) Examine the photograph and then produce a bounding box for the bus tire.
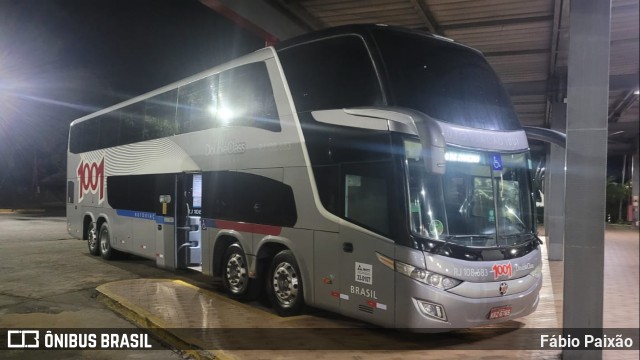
[267,250,304,317]
[87,222,100,256]
[99,223,117,260]
[222,244,260,301]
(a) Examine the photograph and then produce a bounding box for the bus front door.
[338,165,396,327]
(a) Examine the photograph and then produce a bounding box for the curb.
[96,287,235,360]
[0,209,46,214]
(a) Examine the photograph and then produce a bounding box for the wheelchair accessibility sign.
[491,154,503,171]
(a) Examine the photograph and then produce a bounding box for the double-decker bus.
[67,24,542,330]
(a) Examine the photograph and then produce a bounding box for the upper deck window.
[177,62,280,133]
[373,29,521,131]
[278,35,384,112]
[69,62,279,154]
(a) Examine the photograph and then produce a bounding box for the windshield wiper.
[499,233,531,239]
[443,234,497,248]
[498,233,537,246]
[444,234,494,240]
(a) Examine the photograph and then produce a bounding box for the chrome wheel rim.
[88,224,98,251]
[226,253,248,294]
[99,229,109,254]
[272,261,299,308]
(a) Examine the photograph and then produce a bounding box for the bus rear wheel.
[267,250,304,316]
[99,223,117,260]
[87,222,100,256]
[222,244,260,301]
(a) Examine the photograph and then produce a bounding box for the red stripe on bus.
[215,220,282,236]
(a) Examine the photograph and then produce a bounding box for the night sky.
[0,0,263,206]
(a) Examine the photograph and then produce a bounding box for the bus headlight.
[395,261,462,290]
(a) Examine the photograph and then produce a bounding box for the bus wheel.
[223,244,259,301]
[99,223,116,260]
[267,250,304,316]
[87,222,100,256]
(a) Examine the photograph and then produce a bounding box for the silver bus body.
[67,25,542,330]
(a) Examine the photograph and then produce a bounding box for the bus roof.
[274,24,479,55]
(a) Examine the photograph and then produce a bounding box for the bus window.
[343,164,390,235]
[176,62,279,134]
[217,62,280,132]
[201,171,296,227]
[278,35,383,112]
[144,90,177,140]
[495,153,534,235]
[119,103,144,146]
[469,177,495,232]
[107,174,175,215]
[99,111,120,149]
[373,28,520,131]
[72,119,99,153]
[177,75,218,134]
[192,174,202,211]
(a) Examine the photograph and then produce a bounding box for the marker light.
[444,151,481,163]
[395,261,461,290]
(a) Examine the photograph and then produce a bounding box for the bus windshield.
[404,140,535,248]
[374,28,521,131]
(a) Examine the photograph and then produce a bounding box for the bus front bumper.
[395,273,542,331]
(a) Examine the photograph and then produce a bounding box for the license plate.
[488,306,512,319]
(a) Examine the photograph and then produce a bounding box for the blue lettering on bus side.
[116,209,156,220]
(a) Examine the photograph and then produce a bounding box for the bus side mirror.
[424,145,446,175]
[415,115,446,175]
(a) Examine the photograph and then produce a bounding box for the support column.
[632,153,639,227]
[543,146,551,236]
[547,102,566,260]
[563,0,610,359]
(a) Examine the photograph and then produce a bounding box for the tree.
[606,177,632,223]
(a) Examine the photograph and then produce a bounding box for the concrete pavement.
[0,213,191,359]
[1,213,637,359]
